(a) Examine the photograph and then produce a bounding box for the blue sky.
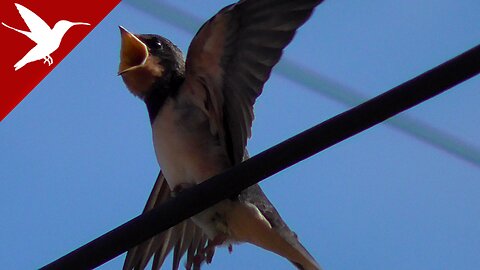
[1,1,479,269]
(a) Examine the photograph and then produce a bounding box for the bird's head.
[118,26,185,99]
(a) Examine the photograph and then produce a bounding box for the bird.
[118,0,324,269]
[1,3,90,71]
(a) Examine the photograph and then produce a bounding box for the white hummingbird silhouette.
[1,3,90,71]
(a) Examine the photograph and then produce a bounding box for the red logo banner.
[0,0,120,121]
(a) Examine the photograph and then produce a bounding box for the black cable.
[41,44,480,270]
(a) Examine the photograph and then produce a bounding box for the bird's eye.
[157,42,163,47]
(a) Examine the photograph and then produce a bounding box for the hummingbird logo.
[1,3,90,71]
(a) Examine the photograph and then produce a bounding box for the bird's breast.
[151,97,229,190]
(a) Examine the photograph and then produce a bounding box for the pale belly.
[150,98,271,245]
[151,99,230,190]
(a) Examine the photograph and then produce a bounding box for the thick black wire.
[41,44,480,270]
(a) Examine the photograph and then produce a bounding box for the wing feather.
[182,0,323,164]
[14,3,51,43]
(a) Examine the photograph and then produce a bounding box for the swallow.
[119,0,324,269]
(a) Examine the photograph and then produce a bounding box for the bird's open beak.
[118,26,149,75]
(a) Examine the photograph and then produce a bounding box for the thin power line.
[41,44,480,270]
[123,0,480,167]
[278,59,480,165]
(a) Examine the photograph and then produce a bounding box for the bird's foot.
[205,234,227,263]
[192,234,227,268]
[42,55,53,66]
[205,245,215,264]
[192,253,205,270]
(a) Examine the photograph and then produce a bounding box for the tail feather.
[239,184,322,270]
[13,48,39,71]
[123,172,208,270]
[248,222,322,270]
[285,238,322,270]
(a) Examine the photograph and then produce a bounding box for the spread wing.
[123,172,208,270]
[14,3,51,43]
[182,0,323,164]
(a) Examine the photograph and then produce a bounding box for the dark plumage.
[118,0,324,269]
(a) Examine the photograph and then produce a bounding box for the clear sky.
[1,1,480,269]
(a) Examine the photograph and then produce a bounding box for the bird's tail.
[123,172,209,270]
[238,184,322,270]
[284,237,322,270]
[14,59,27,71]
[256,225,322,270]
[2,22,35,71]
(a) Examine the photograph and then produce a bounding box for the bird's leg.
[206,234,227,263]
[192,259,202,270]
[192,234,227,268]
[205,244,216,264]
[192,253,205,270]
[42,55,53,66]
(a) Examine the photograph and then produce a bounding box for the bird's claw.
[192,252,205,269]
[191,248,214,269]
[190,234,228,269]
[43,55,53,66]
[205,246,215,264]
